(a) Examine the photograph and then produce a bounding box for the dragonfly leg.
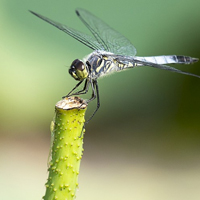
[62,79,90,98]
[75,79,90,95]
[63,80,83,98]
[86,80,96,103]
[85,80,100,124]
[77,78,95,108]
[79,79,99,137]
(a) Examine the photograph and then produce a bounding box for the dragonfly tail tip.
[192,57,199,63]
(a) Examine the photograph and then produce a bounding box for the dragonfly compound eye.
[69,59,88,81]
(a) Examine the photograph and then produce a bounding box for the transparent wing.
[76,8,137,56]
[29,10,102,50]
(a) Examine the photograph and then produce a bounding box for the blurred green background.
[1,0,200,199]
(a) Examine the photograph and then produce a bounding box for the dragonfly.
[30,8,199,123]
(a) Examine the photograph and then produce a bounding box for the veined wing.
[76,8,137,56]
[29,11,102,50]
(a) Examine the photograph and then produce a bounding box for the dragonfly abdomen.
[135,55,198,65]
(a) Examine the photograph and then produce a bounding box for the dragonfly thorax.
[69,59,89,81]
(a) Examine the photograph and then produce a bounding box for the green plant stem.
[43,97,87,200]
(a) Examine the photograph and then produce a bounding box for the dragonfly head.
[69,59,88,81]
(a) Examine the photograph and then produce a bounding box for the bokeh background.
[1,0,200,199]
